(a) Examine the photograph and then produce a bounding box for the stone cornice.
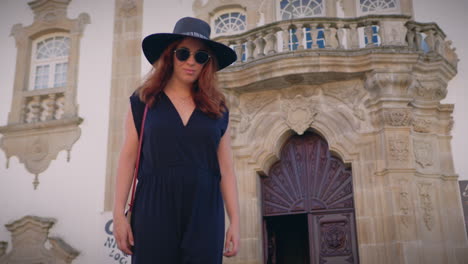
[218,49,455,92]
[0,117,82,134]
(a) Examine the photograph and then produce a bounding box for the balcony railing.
[213,15,458,69]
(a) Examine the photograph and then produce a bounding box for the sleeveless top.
[129,90,229,178]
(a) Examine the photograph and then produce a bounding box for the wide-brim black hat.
[142,17,237,71]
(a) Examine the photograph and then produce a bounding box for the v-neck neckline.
[162,90,196,128]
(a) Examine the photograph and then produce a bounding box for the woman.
[112,17,240,263]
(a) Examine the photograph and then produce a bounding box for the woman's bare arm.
[113,108,139,218]
[218,122,240,256]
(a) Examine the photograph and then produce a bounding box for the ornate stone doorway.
[261,132,359,264]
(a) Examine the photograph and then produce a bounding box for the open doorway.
[264,213,310,264]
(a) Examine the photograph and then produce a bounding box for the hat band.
[179,31,209,40]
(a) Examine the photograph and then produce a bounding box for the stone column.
[361,71,468,264]
[104,0,144,211]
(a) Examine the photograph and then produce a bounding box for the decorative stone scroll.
[417,182,434,231]
[399,179,410,228]
[0,215,79,264]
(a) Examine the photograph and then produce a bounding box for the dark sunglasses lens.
[195,51,209,64]
[175,48,190,61]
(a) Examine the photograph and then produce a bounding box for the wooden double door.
[261,132,359,264]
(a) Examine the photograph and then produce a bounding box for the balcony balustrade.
[213,15,458,70]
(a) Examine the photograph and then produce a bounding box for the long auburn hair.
[135,37,227,119]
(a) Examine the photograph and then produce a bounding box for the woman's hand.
[113,214,134,255]
[223,222,240,257]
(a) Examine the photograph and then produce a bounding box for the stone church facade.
[0,0,466,263]
[193,0,467,263]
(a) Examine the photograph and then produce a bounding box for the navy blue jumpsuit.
[129,90,229,263]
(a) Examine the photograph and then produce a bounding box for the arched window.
[359,0,398,13]
[30,34,70,90]
[279,0,324,20]
[214,12,246,35]
[0,0,90,189]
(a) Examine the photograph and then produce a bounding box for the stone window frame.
[0,0,90,189]
[357,0,400,16]
[211,7,248,37]
[29,33,71,91]
[277,0,326,21]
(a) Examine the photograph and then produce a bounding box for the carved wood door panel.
[261,132,359,264]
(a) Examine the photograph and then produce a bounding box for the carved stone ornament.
[353,106,365,121]
[0,119,82,189]
[281,94,318,135]
[10,24,26,48]
[413,118,432,133]
[444,40,459,67]
[388,135,409,162]
[119,0,137,17]
[418,182,434,231]
[72,13,91,34]
[414,140,433,168]
[379,20,407,46]
[447,119,454,134]
[0,242,6,257]
[0,215,79,264]
[28,0,71,23]
[414,79,447,101]
[238,92,276,133]
[364,72,414,98]
[324,81,366,106]
[383,109,412,126]
[399,179,410,228]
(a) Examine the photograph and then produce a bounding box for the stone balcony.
[214,15,458,94]
[212,15,467,264]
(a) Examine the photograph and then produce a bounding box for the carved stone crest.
[281,94,318,135]
[414,140,433,168]
[388,135,409,161]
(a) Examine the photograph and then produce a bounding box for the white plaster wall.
[0,0,117,263]
[413,0,468,180]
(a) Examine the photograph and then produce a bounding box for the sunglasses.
[174,47,211,65]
